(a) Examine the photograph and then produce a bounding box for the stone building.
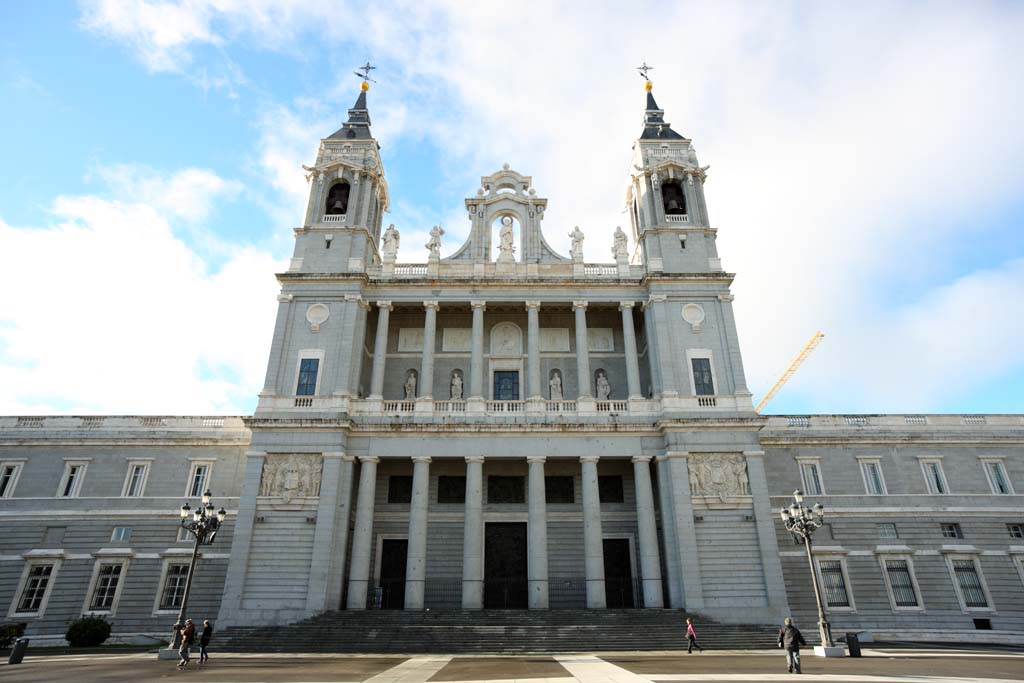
[1,81,1021,646]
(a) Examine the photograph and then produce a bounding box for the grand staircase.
[218,609,780,653]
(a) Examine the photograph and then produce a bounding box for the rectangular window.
[296,358,320,396]
[123,463,148,497]
[111,527,133,542]
[884,559,919,607]
[800,462,823,496]
[861,461,886,495]
[388,475,413,504]
[59,463,86,497]
[599,475,625,504]
[437,476,466,504]
[0,463,21,498]
[691,358,715,396]
[89,563,123,611]
[188,463,210,497]
[17,565,54,613]
[922,460,948,494]
[952,559,989,608]
[983,461,1013,495]
[942,523,964,539]
[160,564,190,610]
[1008,523,1024,539]
[545,476,575,504]
[487,476,525,504]
[818,559,851,608]
[878,523,898,539]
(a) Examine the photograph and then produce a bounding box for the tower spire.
[328,62,377,140]
[636,66,684,140]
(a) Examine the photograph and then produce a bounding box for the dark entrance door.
[493,371,520,400]
[484,522,527,608]
[379,539,408,609]
[603,538,635,608]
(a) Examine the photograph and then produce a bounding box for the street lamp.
[780,489,833,648]
[167,490,227,651]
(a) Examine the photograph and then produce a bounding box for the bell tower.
[292,79,389,274]
[626,79,721,275]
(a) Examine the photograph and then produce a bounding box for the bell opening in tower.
[325,181,350,216]
[661,180,686,216]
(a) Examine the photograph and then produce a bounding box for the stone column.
[418,301,440,402]
[667,452,704,609]
[368,302,392,399]
[655,455,683,608]
[404,456,431,609]
[527,455,549,608]
[642,300,662,397]
[461,456,485,608]
[573,301,592,399]
[580,455,606,608]
[307,453,355,611]
[526,301,542,402]
[631,456,664,608]
[469,301,486,409]
[620,302,643,400]
[216,451,265,625]
[745,450,790,620]
[346,456,379,609]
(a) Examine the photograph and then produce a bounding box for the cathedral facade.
[1,83,1022,646]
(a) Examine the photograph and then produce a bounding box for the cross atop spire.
[354,61,377,84]
[636,61,654,82]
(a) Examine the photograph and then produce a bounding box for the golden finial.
[644,80,653,92]
[637,61,654,90]
[361,80,370,92]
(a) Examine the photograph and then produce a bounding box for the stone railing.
[321,214,346,223]
[545,400,578,413]
[765,415,1024,430]
[583,264,618,276]
[383,400,416,413]
[666,214,689,223]
[394,264,428,276]
[434,400,466,413]
[486,400,524,413]
[0,416,247,430]
[373,261,644,280]
[596,400,629,413]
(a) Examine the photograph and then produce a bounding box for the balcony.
[322,214,346,223]
[666,214,689,224]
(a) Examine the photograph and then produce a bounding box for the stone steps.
[218,609,780,653]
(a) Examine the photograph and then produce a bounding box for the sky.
[1,1,1023,416]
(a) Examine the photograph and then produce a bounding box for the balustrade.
[322,214,346,223]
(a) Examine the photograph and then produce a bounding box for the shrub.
[0,622,26,649]
[65,616,111,647]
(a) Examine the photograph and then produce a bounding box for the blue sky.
[1,1,1022,416]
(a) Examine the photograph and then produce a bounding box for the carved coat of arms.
[688,454,750,499]
[259,454,323,503]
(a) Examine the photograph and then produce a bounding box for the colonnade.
[366,301,645,401]
[343,455,665,610]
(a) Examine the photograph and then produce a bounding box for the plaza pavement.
[2,648,1023,683]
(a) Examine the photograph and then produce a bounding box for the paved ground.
[2,649,1023,683]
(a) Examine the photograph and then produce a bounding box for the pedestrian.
[686,617,703,653]
[199,620,213,664]
[777,617,806,674]
[177,618,195,670]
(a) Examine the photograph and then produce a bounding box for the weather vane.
[636,61,654,81]
[354,61,377,84]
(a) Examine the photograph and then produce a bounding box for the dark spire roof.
[640,86,685,140]
[327,88,374,140]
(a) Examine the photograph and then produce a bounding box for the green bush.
[65,616,111,647]
[0,622,26,649]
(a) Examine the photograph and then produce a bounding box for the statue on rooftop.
[382,224,400,260]
[569,226,585,261]
[498,216,516,260]
[612,226,629,260]
[426,225,444,258]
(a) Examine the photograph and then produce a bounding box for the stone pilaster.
[667,452,704,609]
[368,302,392,400]
[631,455,664,608]
[573,301,592,400]
[404,456,431,609]
[346,456,379,609]
[417,301,439,408]
[744,450,791,619]
[307,453,355,611]
[461,456,485,608]
[655,455,683,608]
[526,301,543,408]
[216,451,265,625]
[580,455,606,608]
[620,302,643,400]
[527,455,549,608]
[468,301,486,412]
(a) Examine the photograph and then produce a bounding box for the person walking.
[177,619,196,670]
[777,617,807,674]
[686,617,703,653]
[199,620,213,664]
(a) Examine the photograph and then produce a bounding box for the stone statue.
[569,226,585,260]
[382,223,400,259]
[426,225,444,258]
[498,216,515,260]
[595,370,611,400]
[450,371,463,400]
[612,226,628,260]
[404,370,417,399]
[549,370,563,400]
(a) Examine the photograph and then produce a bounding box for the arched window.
[325,182,350,216]
[661,181,687,215]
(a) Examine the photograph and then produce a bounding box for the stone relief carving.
[305,303,330,333]
[398,328,424,352]
[490,322,522,355]
[259,454,323,502]
[682,303,705,332]
[539,328,570,352]
[442,328,472,352]
[688,454,750,499]
[587,328,614,352]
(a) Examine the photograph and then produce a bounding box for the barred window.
[17,564,54,612]
[941,523,963,539]
[90,563,123,611]
[818,559,850,608]
[1008,524,1024,539]
[884,559,918,607]
[160,564,190,610]
[952,559,988,608]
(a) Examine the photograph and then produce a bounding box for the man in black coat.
[777,617,807,674]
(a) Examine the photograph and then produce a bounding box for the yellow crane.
[754,332,825,414]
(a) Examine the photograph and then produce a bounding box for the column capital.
[742,450,765,457]
[644,294,667,309]
[630,455,653,464]
[618,301,636,311]
[322,451,351,460]
[665,451,690,459]
[470,300,487,310]
[411,455,432,464]
[579,455,600,464]
[718,294,735,303]
[344,294,363,304]
[358,455,380,464]
[277,294,294,303]
[423,300,440,311]
[526,456,547,464]
[573,300,589,311]
[376,301,393,311]
[245,450,268,460]
[464,455,485,464]
[525,301,542,310]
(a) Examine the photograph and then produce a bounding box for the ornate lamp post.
[167,490,227,651]
[780,489,833,648]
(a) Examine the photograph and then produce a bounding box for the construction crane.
[754,332,825,414]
